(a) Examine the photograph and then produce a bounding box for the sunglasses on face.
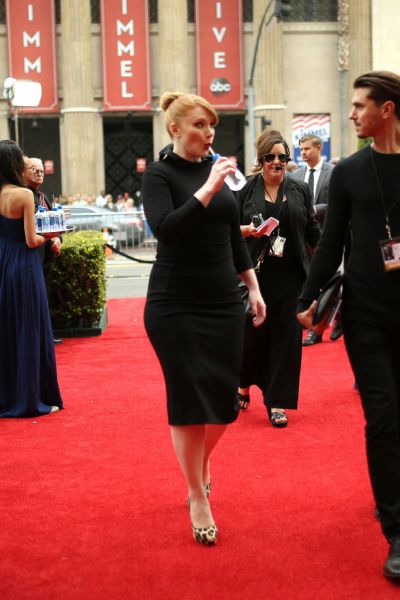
[262,153,290,164]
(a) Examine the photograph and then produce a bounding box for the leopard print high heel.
[192,523,218,545]
[187,497,218,545]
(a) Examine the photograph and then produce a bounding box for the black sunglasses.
[262,153,290,164]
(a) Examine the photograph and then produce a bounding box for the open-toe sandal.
[238,392,250,410]
[270,410,288,428]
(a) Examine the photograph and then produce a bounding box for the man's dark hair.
[0,139,24,189]
[354,71,400,119]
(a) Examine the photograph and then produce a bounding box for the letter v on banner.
[100,0,151,111]
[195,0,244,109]
[5,0,58,112]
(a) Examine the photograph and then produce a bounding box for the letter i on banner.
[195,0,244,109]
[5,0,59,112]
[100,0,152,111]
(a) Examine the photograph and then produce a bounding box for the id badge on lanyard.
[380,237,400,271]
[269,234,286,257]
[371,147,400,272]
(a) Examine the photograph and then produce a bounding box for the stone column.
[60,0,97,195]
[347,0,372,155]
[338,0,350,158]
[153,0,189,157]
[0,105,10,140]
[248,0,285,169]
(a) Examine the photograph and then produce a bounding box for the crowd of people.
[1,69,399,579]
[52,191,143,213]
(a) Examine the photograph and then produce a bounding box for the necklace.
[264,184,279,203]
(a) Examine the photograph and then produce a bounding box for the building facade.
[0,0,398,200]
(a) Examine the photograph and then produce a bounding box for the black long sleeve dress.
[142,146,252,425]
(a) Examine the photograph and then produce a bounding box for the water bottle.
[35,209,42,232]
[212,151,247,191]
[42,207,50,232]
[35,206,49,232]
[49,208,57,231]
[57,204,66,231]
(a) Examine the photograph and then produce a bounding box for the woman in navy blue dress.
[0,140,63,417]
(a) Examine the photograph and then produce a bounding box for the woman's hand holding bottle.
[195,155,237,207]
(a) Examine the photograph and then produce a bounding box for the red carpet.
[1,298,399,599]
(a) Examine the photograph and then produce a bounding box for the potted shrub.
[45,230,107,337]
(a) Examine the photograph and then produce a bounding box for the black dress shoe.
[302,330,322,346]
[384,537,400,579]
[54,338,63,344]
[330,320,343,341]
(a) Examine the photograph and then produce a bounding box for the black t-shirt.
[298,145,400,322]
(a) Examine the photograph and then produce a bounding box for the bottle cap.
[212,153,221,161]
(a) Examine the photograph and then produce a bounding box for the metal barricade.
[67,207,157,258]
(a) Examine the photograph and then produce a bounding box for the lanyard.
[370,146,400,240]
[250,175,286,221]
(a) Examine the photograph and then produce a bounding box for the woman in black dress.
[142,92,265,545]
[0,140,63,417]
[236,130,321,426]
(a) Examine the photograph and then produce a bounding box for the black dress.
[237,174,321,410]
[0,215,63,417]
[142,146,252,425]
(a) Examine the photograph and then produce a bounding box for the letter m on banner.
[5,0,58,112]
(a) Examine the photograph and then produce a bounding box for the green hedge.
[45,230,106,329]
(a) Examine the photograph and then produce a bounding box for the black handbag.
[239,238,270,317]
[312,271,343,327]
[238,280,252,316]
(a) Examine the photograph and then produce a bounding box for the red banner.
[195,0,244,109]
[101,0,151,111]
[5,0,58,112]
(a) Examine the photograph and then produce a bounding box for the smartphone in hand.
[256,217,279,236]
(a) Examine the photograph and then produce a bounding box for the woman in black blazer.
[237,130,321,426]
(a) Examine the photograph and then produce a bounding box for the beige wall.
[372,0,400,71]
[283,23,341,158]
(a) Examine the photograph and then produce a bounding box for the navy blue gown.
[0,215,63,417]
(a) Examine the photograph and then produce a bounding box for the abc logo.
[210,78,231,95]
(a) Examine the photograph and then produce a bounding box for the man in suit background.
[292,135,338,345]
[292,134,334,207]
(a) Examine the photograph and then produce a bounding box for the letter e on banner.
[195,0,244,109]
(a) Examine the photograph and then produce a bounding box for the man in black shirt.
[297,71,400,579]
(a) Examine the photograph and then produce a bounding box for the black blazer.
[236,174,321,277]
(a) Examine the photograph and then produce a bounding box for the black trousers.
[343,315,400,540]
[239,290,302,410]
